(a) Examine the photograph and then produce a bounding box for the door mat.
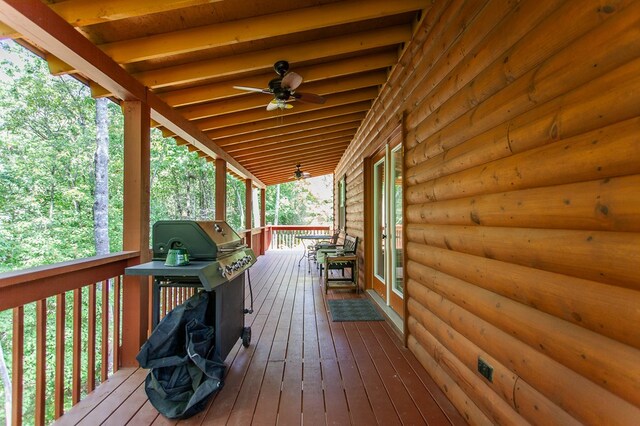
[327,299,384,322]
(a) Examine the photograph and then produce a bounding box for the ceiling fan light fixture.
[292,163,310,180]
[267,99,293,111]
[233,60,325,111]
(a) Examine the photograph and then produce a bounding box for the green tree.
[0,42,96,270]
[0,40,333,425]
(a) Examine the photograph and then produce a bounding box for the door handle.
[381,233,387,239]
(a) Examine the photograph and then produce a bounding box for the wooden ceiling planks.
[0,0,428,185]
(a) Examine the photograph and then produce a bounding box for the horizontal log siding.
[335,0,640,423]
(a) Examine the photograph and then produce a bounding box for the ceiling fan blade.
[282,72,303,90]
[293,92,326,104]
[233,85,270,94]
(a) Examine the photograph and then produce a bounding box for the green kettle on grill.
[165,248,190,266]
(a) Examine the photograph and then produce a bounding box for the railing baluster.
[113,276,121,373]
[35,299,46,426]
[12,306,24,426]
[0,251,138,423]
[87,284,96,392]
[72,288,81,404]
[162,286,167,318]
[55,294,65,419]
[101,280,109,381]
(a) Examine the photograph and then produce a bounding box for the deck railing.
[0,225,306,424]
[0,251,139,425]
[267,225,332,249]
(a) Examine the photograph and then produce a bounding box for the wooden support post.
[215,158,227,221]
[245,178,253,247]
[260,188,266,254]
[121,100,151,367]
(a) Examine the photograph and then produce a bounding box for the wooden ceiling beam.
[256,162,340,183]
[260,163,337,180]
[218,122,359,151]
[242,152,348,175]
[237,139,352,165]
[0,0,219,39]
[204,101,371,139]
[0,0,265,188]
[227,129,355,155]
[96,0,426,64]
[178,70,388,121]
[261,161,337,175]
[247,152,344,173]
[194,87,378,132]
[134,24,412,88]
[210,113,365,146]
[157,51,397,107]
[231,132,354,157]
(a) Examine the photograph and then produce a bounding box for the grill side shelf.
[125,261,225,291]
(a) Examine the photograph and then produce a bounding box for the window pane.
[392,148,403,295]
[374,160,385,280]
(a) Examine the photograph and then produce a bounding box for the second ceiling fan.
[234,60,326,111]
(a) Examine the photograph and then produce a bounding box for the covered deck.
[52,250,463,425]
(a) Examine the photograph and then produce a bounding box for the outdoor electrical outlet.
[478,357,494,382]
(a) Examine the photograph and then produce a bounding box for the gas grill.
[125,220,256,361]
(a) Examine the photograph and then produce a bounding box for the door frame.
[364,122,405,322]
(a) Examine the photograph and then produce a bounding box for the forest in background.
[0,41,332,424]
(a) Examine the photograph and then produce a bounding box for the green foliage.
[0,43,97,269]
[266,176,333,226]
[0,40,334,424]
[226,175,246,231]
[150,133,217,223]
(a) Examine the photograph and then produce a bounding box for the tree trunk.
[93,98,112,373]
[252,188,260,227]
[234,185,244,229]
[274,184,280,226]
[0,340,11,426]
[93,98,110,256]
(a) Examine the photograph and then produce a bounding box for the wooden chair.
[316,233,348,275]
[314,230,341,251]
[312,231,342,265]
[322,236,359,293]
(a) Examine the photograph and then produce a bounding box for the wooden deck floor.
[55,250,466,425]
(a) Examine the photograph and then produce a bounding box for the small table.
[324,253,358,294]
[296,234,332,272]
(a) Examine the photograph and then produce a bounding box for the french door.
[370,142,403,316]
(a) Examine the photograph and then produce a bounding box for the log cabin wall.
[334,0,640,423]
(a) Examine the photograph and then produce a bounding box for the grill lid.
[153,220,244,260]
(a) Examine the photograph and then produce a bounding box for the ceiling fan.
[292,164,311,180]
[233,60,326,111]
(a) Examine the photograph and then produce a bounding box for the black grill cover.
[136,291,225,419]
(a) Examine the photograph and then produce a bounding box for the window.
[338,175,346,231]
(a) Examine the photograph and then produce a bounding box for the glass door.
[372,154,386,298]
[370,143,403,316]
[389,145,403,314]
